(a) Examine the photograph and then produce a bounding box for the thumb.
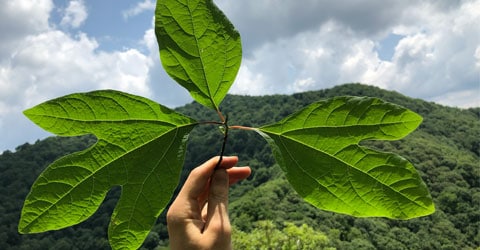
[204,168,231,236]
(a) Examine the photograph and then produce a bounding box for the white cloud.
[366,0,480,102]
[224,0,479,108]
[230,20,383,95]
[230,64,268,95]
[293,77,316,93]
[60,0,87,28]
[475,46,480,68]
[0,1,155,152]
[0,0,51,35]
[122,0,155,20]
[0,0,52,59]
[431,89,480,108]
[3,31,152,106]
[216,0,417,53]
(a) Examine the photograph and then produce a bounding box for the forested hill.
[1,83,479,249]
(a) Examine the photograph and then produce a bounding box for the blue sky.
[377,34,404,61]
[49,0,153,51]
[0,0,479,152]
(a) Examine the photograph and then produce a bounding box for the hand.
[167,156,251,250]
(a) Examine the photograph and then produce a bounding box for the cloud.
[431,89,480,108]
[366,0,480,100]
[224,0,479,108]
[0,0,52,59]
[230,20,382,95]
[60,0,87,28]
[0,0,154,152]
[216,0,416,53]
[2,31,152,106]
[122,0,155,20]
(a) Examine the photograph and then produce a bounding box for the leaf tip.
[23,107,35,119]
[17,218,33,234]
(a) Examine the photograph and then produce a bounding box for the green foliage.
[0,136,112,250]
[19,90,196,249]
[155,0,242,111]
[17,0,432,248]
[232,220,333,250]
[153,0,431,221]
[225,84,479,250]
[258,96,433,219]
[2,84,479,249]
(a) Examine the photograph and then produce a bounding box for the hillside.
[1,83,478,249]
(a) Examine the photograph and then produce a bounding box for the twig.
[215,114,229,169]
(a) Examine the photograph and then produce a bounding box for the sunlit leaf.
[19,90,197,250]
[258,96,434,219]
[155,0,242,111]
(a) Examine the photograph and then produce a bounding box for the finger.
[203,168,230,235]
[180,156,238,200]
[167,156,239,244]
[227,166,251,185]
[168,157,216,221]
[200,166,250,206]
[199,166,251,221]
[169,156,238,222]
[216,156,239,170]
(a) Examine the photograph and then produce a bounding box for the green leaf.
[19,90,197,250]
[155,0,242,111]
[258,96,434,219]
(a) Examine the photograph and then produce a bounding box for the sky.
[0,0,479,153]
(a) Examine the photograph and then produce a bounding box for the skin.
[167,156,251,250]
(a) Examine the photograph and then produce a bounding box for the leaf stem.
[198,121,256,131]
[215,114,229,169]
[216,109,226,123]
[229,125,257,131]
[198,121,224,125]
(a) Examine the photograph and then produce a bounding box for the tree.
[232,220,333,250]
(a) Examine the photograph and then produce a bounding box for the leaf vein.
[277,133,430,210]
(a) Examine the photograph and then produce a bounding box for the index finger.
[179,156,238,200]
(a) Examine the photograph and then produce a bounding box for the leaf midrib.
[275,134,359,214]
[186,0,217,109]
[27,113,187,127]
[123,125,181,235]
[265,118,420,136]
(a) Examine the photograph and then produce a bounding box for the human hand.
[167,156,251,250]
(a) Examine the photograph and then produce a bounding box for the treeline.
[0,83,478,249]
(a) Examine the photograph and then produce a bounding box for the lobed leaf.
[19,90,197,250]
[258,96,435,219]
[155,0,242,111]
